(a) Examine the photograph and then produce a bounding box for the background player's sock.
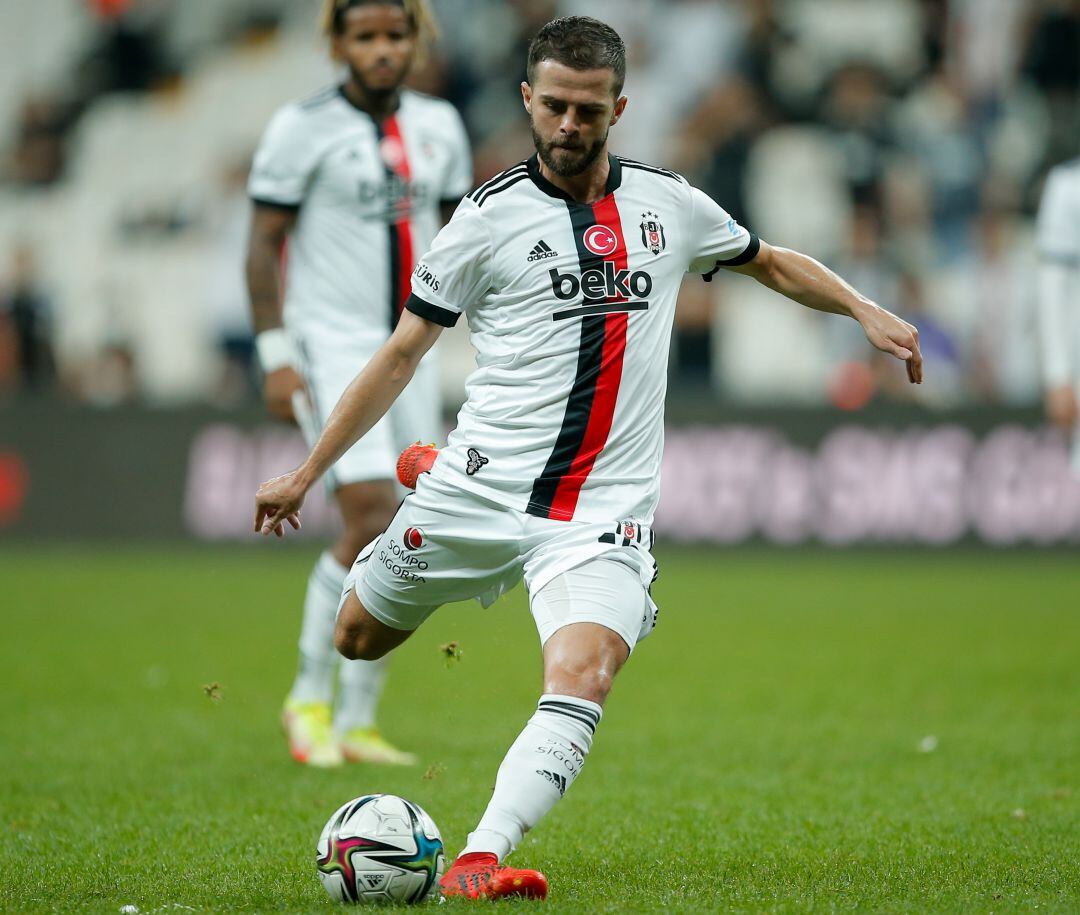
[288,551,349,703]
[334,654,389,731]
[461,694,602,860]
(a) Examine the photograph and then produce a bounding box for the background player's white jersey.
[249,86,472,349]
[1036,159,1080,389]
[405,155,757,525]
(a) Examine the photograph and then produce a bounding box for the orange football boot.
[439,852,548,901]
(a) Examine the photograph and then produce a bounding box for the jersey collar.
[526,153,622,203]
[336,84,402,122]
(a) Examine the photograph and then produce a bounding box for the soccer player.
[1035,157,1080,476]
[245,0,472,768]
[252,16,922,897]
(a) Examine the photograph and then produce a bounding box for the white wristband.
[255,328,298,373]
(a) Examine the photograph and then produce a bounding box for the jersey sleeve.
[439,107,474,204]
[685,185,759,274]
[247,106,320,209]
[1036,167,1080,266]
[405,198,491,327]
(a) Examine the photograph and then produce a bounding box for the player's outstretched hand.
[859,304,923,384]
[254,471,306,538]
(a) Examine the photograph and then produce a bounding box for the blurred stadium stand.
[1,0,1079,543]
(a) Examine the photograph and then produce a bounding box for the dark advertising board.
[3,401,1079,546]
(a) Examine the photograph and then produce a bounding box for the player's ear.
[521,81,533,114]
[610,95,628,126]
[329,32,345,64]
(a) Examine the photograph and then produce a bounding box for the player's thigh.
[345,475,523,635]
[524,520,660,653]
[334,479,397,536]
[530,557,652,660]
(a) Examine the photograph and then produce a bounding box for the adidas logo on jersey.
[527,240,559,262]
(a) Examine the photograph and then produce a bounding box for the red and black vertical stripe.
[526,194,631,522]
[376,115,415,330]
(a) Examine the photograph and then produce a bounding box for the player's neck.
[537,151,611,205]
[340,79,402,121]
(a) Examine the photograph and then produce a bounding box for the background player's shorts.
[346,473,660,651]
[293,334,440,489]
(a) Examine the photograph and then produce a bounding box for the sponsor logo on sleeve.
[413,262,441,293]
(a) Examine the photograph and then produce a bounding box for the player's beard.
[531,124,609,178]
[347,62,407,103]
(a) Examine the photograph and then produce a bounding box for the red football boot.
[396,442,439,489]
[439,852,548,900]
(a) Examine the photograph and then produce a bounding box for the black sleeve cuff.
[716,232,760,266]
[406,293,461,327]
[250,196,301,213]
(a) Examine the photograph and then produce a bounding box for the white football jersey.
[1035,158,1080,394]
[1037,158,1080,268]
[406,154,758,525]
[248,86,472,348]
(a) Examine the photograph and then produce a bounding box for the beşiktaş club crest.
[640,211,666,255]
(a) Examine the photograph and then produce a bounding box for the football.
[315,794,445,904]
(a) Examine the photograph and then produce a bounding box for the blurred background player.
[1035,156,1080,477]
[245,0,472,767]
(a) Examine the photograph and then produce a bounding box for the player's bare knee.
[543,626,628,706]
[335,593,381,661]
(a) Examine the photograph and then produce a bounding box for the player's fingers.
[286,513,302,531]
[254,503,267,533]
[909,340,924,384]
[261,508,284,536]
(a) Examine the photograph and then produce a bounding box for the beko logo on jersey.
[413,263,440,293]
[549,263,653,302]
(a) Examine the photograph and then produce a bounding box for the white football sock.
[334,654,389,732]
[288,551,349,704]
[461,694,602,861]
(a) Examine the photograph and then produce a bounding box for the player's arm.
[1034,167,1079,429]
[254,311,444,536]
[245,203,304,423]
[1037,260,1077,428]
[726,241,923,384]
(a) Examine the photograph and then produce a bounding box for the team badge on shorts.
[403,527,424,550]
[640,212,666,255]
[466,448,489,476]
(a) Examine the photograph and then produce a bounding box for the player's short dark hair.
[527,17,626,97]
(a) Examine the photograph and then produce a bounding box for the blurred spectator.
[0,0,1075,408]
[0,245,56,394]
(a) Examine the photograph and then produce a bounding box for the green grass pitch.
[1,546,1077,913]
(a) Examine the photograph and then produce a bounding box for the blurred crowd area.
[0,0,1077,410]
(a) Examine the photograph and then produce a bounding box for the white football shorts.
[294,334,440,489]
[345,472,660,651]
